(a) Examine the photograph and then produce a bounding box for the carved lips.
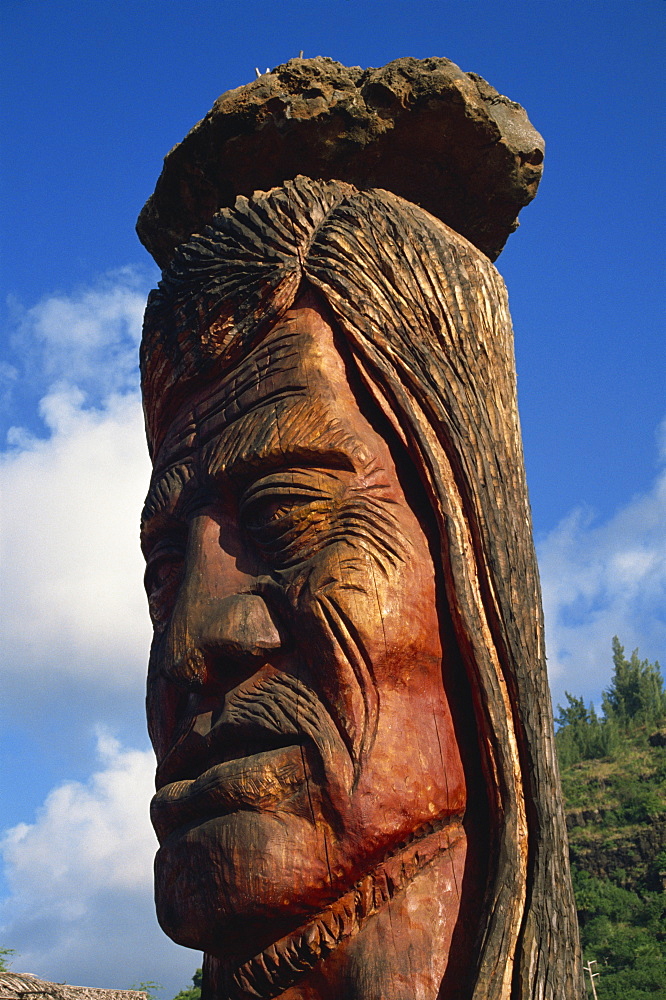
[151,738,308,842]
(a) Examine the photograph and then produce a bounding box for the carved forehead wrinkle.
[144,303,376,523]
[198,323,304,435]
[202,395,368,482]
[196,299,375,477]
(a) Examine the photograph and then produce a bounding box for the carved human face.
[142,289,465,961]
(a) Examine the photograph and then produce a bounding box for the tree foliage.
[557,638,666,998]
[555,638,665,767]
[0,947,15,972]
[602,638,666,730]
[171,969,202,1000]
[128,983,161,1000]
[556,693,615,766]
[574,869,666,998]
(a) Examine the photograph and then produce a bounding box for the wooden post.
[138,58,584,999]
[584,959,600,1000]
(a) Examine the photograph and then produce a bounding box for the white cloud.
[1,273,153,705]
[0,734,197,991]
[7,267,151,407]
[0,270,196,991]
[2,732,154,896]
[539,420,666,710]
[1,386,151,695]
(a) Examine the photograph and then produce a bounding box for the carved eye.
[152,557,181,590]
[239,472,339,568]
[244,496,309,530]
[145,547,184,627]
[145,552,180,593]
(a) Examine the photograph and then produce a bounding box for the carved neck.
[202,818,467,1000]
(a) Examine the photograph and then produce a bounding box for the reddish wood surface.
[140,177,583,998]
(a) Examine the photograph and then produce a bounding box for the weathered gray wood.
[137,56,544,270]
[0,973,146,1000]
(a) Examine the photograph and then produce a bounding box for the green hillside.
[556,639,666,998]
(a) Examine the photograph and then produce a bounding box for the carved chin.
[154,810,337,958]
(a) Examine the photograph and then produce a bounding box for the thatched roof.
[0,972,146,1000]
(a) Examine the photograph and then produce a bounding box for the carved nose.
[200,592,282,659]
[168,592,283,686]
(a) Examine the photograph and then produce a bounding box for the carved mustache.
[219,670,355,797]
[155,668,356,806]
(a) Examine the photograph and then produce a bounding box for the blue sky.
[1,0,664,992]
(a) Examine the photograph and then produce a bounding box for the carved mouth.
[155,716,305,787]
[152,669,355,839]
[151,740,308,842]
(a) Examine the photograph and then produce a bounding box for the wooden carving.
[138,59,583,1000]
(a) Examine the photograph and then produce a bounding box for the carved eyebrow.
[140,324,371,543]
[202,396,363,484]
[140,346,294,537]
[141,461,194,546]
[139,404,360,547]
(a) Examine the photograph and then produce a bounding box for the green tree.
[602,637,666,729]
[0,947,16,971]
[555,692,616,766]
[556,692,590,729]
[172,969,202,1000]
[128,982,161,1000]
[573,868,666,998]
[555,638,666,767]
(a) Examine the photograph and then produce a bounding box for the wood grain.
[140,177,583,998]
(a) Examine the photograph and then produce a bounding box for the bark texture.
[137,56,544,269]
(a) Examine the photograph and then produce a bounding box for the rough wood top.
[137,55,544,268]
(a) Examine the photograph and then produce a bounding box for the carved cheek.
[147,637,187,763]
[288,546,401,770]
